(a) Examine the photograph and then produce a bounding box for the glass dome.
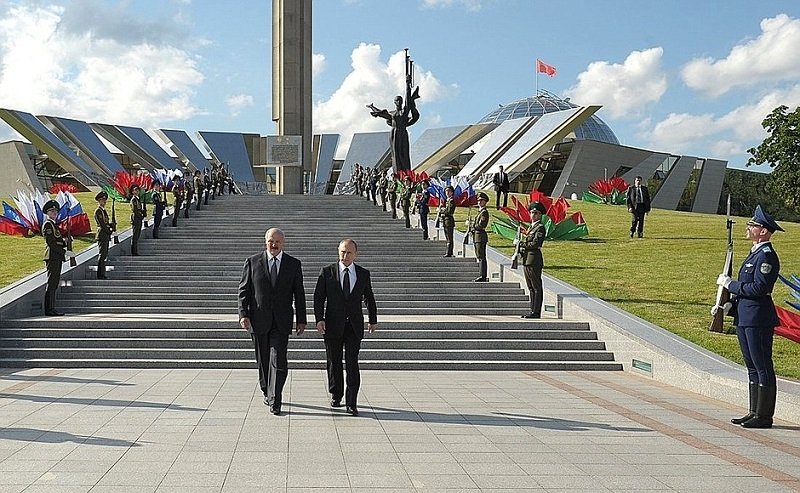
[477,91,620,145]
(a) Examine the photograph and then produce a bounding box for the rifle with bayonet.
[510,224,522,270]
[111,198,118,244]
[463,206,473,246]
[710,194,734,333]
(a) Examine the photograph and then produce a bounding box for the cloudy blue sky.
[1,0,799,169]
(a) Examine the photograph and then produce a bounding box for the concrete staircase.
[0,194,621,370]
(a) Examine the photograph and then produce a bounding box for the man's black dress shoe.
[346,406,358,416]
[521,313,540,319]
[271,406,281,416]
[473,277,488,283]
[331,398,342,408]
[45,310,65,316]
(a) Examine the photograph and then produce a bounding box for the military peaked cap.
[95,191,108,201]
[748,205,784,233]
[528,201,547,214]
[476,192,489,201]
[42,200,60,213]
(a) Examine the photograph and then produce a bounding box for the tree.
[747,105,800,212]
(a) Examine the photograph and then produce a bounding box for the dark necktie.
[343,268,351,298]
[270,257,278,287]
[637,187,643,204]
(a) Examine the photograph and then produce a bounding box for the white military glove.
[512,238,520,246]
[464,219,470,226]
[711,302,733,316]
[716,274,732,289]
[65,250,76,258]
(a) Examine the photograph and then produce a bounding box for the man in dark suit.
[238,228,306,415]
[314,239,378,416]
[492,165,510,209]
[626,175,651,238]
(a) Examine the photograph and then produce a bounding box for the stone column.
[272,0,311,194]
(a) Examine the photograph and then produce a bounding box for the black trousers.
[402,205,411,228]
[420,211,429,240]
[524,261,543,317]
[380,192,387,211]
[388,195,397,219]
[131,219,142,255]
[475,241,487,279]
[325,323,361,407]
[44,259,61,313]
[97,238,109,279]
[496,189,508,209]
[630,205,646,237]
[444,225,454,256]
[153,208,163,238]
[172,200,182,227]
[196,191,203,210]
[736,326,776,386]
[184,195,192,218]
[251,328,290,407]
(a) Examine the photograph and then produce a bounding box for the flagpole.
[535,59,539,96]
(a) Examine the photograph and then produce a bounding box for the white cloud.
[313,43,453,159]
[641,84,800,158]
[565,48,667,119]
[682,14,800,97]
[0,2,204,131]
[225,94,254,117]
[421,0,487,11]
[312,53,327,79]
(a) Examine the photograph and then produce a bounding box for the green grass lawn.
[2,190,799,379]
[452,191,800,380]
[0,192,132,286]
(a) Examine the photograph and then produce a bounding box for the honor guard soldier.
[520,202,547,318]
[470,192,490,282]
[151,182,166,238]
[203,168,213,204]
[416,179,431,240]
[716,205,784,429]
[194,170,204,210]
[360,169,369,199]
[171,179,185,227]
[183,178,193,218]
[352,164,362,196]
[369,168,378,205]
[94,192,113,279]
[378,172,388,212]
[387,173,399,219]
[129,184,145,256]
[400,176,414,228]
[41,200,68,315]
[441,186,456,257]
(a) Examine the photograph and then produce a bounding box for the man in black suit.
[238,228,306,415]
[626,175,651,238]
[492,165,510,209]
[314,239,378,416]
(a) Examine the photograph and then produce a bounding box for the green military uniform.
[130,192,146,256]
[387,177,398,219]
[441,196,456,257]
[400,181,414,228]
[521,219,546,318]
[172,183,184,227]
[42,202,67,315]
[471,194,490,282]
[94,198,113,279]
[378,175,388,212]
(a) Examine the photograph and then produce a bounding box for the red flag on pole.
[536,59,557,77]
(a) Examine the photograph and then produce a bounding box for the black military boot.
[741,385,776,428]
[731,382,759,424]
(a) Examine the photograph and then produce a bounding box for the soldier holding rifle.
[470,192,490,282]
[94,192,113,279]
[440,186,456,257]
[129,184,145,256]
[41,200,68,316]
[519,202,546,318]
[715,205,784,429]
[400,176,414,229]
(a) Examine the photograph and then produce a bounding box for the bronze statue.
[367,48,420,172]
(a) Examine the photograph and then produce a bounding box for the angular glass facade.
[477,93,620,145]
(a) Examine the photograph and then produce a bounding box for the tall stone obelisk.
[272,0,311,194]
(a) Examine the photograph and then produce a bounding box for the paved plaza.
[1,368,799,492]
